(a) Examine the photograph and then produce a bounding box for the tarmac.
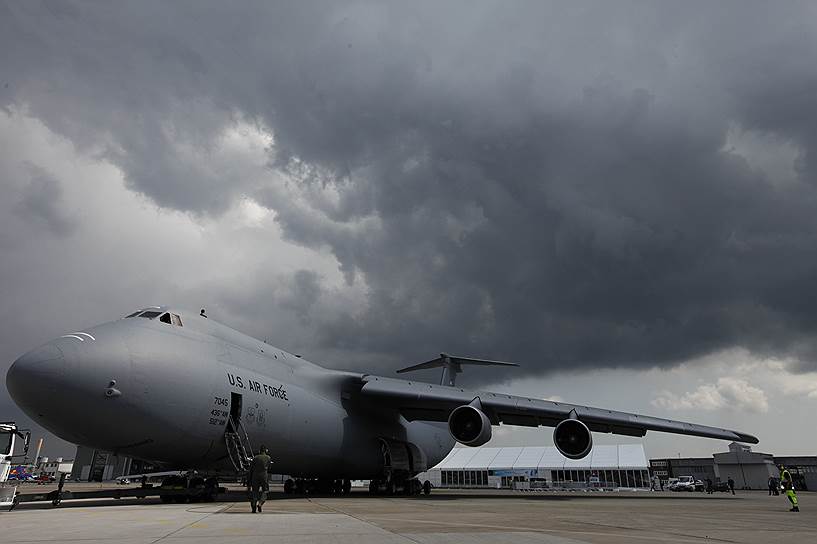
[0,486,813,544]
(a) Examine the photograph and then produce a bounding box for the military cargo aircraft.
[6,307,758,497]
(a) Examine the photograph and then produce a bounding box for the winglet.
[397,353,519,386]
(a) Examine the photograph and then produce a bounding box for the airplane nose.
[6,343,66,416]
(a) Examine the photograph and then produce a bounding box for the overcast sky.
[2,1,817,460]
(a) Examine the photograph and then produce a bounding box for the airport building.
[37,457,74,480]
[417,444,651,489]
[774,456,817,491]
[649,457,718,485]
[70,446,133,481]
[650,443,817,491]
[69,446,159,482]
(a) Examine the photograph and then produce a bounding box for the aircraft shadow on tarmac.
[7,490,744,511]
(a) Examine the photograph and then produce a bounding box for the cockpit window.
[125,307,162,318]
[127,308,182,324]
[156,312,184,327]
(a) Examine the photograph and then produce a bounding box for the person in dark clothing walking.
[727,476,735,495]
[706,478,713,494]
[769,476,779,496]
[248,445,271,513]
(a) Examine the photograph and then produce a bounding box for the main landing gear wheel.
[405,479,421,496]
[159,475,181,503]
[284,478,295,495]
[203,477,219,502]
[187,476,205,503]
[423,480,431,495]
[343,479,351,495]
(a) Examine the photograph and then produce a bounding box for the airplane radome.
[6,307,758,497]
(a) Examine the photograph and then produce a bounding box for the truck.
[1,423,31,481]
[1,422,32,507]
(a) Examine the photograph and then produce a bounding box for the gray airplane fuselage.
[6,310,454,478]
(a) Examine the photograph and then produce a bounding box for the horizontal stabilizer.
[397,353,519,386]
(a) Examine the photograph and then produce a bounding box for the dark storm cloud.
[3,0,817,382]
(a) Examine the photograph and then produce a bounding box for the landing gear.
[204,477,219,502]
[186,476,205,502]
[368,475,427,496]
[158,474,220,503]
[159,475,183,503]
[283,478,353,496]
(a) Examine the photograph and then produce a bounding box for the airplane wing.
[358,374,759,444]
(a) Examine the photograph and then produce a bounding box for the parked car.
[35,474,55,484]
[669,476,697,492]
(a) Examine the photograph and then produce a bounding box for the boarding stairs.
[225,415,253,474]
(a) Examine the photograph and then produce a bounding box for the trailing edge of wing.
[359,375,759,445]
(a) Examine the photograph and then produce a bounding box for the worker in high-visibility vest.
[779,465,799,512]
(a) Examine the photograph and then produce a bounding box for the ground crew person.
[248,445,271,513]
[768,476,779,496]
[779,465,800,512]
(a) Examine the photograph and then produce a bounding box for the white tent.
[419,444,650,489]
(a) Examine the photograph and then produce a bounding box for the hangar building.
[417,444,650,489]
[650,442,817,491]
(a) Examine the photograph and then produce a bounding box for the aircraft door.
[230,392,242,429]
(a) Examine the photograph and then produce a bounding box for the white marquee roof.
[433,444,647,470]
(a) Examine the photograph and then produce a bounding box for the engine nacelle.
[553,418,593,460]
[448,404,492,447]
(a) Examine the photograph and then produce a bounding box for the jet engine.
[448,404,492,446]
[553,418,593,460]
